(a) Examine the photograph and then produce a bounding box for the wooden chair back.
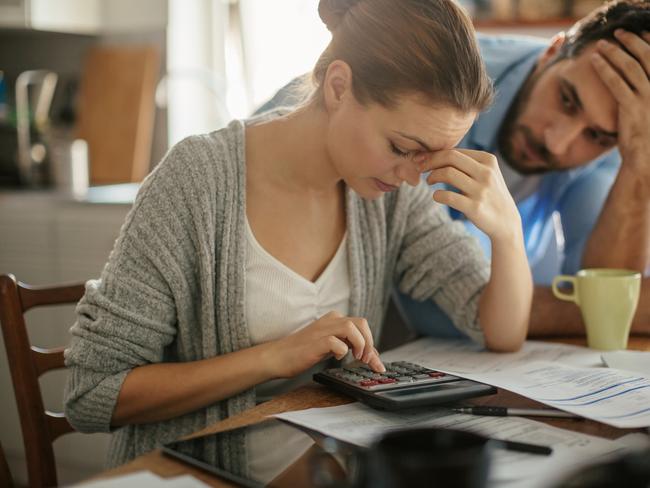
[0,439,14,488]
[0,274,85,487]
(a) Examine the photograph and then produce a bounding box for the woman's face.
[325,91,476,200]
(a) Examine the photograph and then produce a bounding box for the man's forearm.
[582,165,650,272]
[528,282,650,337]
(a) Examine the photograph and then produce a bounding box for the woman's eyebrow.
[394,131,433,152]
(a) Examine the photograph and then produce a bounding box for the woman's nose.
[544,115,583,156]
[396,161,421,187]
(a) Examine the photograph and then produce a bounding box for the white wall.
[102,0,167,33]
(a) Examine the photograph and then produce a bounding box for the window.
[165,0,329,145]
[235,0,330,115]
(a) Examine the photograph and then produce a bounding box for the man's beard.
[497,67,561,175]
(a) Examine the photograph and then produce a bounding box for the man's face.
[499,43,619,174]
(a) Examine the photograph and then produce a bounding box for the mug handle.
[552,275,578,303]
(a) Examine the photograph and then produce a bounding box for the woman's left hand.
[415,149,521,244]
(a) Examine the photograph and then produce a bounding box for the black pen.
[453,406,580,419]
[496,439,553,456]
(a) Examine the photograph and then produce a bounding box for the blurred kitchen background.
[0,0,607,485]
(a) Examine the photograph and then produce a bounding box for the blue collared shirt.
[398,34,621,338]
[457,34,620,282]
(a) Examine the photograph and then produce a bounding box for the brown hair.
[310,0,494,113]
[558,0,650,60]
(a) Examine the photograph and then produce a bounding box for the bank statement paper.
[380,338,650,428]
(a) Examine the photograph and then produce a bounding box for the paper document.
[381,338,650,428]
[381,338,603,372]
[601,350,650,376]
[78,471,210,487]
[275,403,631,488]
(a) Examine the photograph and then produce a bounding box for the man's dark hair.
[558,0,650,59]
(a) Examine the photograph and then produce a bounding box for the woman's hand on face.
[266,311,385,379]
[416,149,521,244]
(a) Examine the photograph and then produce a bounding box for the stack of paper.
[380,339,650,428]
[275,403,644,488]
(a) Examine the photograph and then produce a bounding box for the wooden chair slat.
[46,412,75,442]
[20,282,85,312]
[0,440,14,488]
[0,273,85,487]
[32,346,67,377]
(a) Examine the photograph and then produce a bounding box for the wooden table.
[87,336,650,487]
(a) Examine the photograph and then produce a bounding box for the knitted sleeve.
[63,136,208,433]
[394,182,490,344]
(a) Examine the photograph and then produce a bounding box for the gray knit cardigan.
[63,117,489,471]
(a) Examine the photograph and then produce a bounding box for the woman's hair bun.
[318,0,360,31]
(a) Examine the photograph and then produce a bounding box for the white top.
[245,217,350,401]
[245,218,350,348]
[244,217,351,483]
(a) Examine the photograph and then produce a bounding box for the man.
[256,0,650,337]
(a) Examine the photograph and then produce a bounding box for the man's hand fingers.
[596,37,649,95]
[613,30,650,82]
[591,51,636,106]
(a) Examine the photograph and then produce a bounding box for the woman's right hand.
[265,311,385,378]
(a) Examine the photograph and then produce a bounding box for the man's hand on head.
[591,29,650,190]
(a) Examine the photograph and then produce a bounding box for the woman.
[64,0,532,471]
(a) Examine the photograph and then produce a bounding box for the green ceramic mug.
[552,269,641,350]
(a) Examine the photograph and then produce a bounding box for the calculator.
[314,361,496,410]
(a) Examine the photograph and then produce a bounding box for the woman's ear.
[323,60,353,112]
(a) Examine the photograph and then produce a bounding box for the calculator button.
[429,372,446,378]
[413,374,430,380]
[359,379,379,387]
[345,367,366,375]
[343,374,363,381]
[396,376,414,382]
[378,378,397,384]
[382,372,400,378]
